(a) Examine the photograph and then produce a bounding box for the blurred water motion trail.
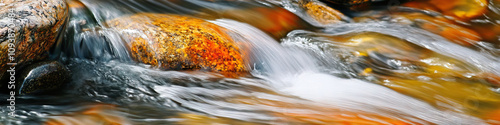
[2,0,500,124]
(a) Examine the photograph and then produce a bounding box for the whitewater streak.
[211,19,487,124]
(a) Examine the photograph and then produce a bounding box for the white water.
[212,19,487,124]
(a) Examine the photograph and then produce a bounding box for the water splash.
[211,19,486,124]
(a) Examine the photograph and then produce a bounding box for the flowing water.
[2,0,500,124]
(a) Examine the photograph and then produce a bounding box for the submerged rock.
[468,0,500,45]
[0,0,68,80]
[291,31,500,118]
[205,7,307,39]
[403,0,488,21]
[17,61,70,95]
[106,13,246,72]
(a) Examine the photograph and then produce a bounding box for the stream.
[1,0,500,124]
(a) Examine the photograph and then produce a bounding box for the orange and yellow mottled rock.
[107,13,245,72]
[45,104,131,125]
[299,1,345,25]
[0,0,68,81]
[355,12,482,46]
[403,0,488,21]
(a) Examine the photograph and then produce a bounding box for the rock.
[468,0,500,44]
[106,13,246,72]
[298,1,346,25]
[403,0,488,21]
[205,7,307,39]
[0,0,69,81]
[17,61,70,95]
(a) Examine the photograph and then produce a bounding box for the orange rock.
[468,0,500,44]
[300,1,345,25]
[403,0,488,21]
[209,7,305,39]
[107,13,246,72]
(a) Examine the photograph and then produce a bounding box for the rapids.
[1,0,500,124]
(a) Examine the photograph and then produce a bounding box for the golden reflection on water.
[37,0,500,124]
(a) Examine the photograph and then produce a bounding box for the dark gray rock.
[17,61,70,95]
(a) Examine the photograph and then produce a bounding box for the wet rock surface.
[299,0,346,25]
[1,0,500,124]
[106,13,246,72]
[17,61,70,95]
[205,7,307,39]
[0,0,69,80]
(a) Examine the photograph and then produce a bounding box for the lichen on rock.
[0,0,68,81]
[107,13,246,72]
[299,0,346,25]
